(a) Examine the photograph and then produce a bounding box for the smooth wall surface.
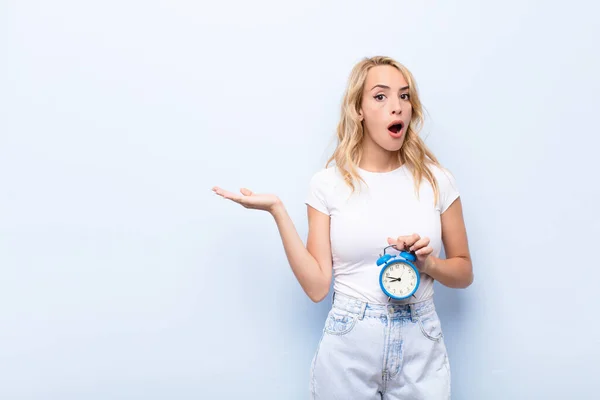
[1,1,599,399]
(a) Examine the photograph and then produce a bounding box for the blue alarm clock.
[376,245,420,301]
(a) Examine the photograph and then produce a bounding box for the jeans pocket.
[417,311,444,341]
[324,307,358,336]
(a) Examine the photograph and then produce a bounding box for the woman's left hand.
[387,234,434,274]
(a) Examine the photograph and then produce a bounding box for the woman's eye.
[374,94,386,101]
[400,93,410,100]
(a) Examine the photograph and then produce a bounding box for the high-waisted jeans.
[309,291,451,399]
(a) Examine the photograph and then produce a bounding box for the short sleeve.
[437,167,460,213]
[305,170,330,215]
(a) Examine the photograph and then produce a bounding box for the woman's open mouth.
[388,121,404,138]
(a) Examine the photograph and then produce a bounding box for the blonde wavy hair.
[326,55,442,202]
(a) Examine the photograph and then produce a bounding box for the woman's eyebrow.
[370,84,410,91]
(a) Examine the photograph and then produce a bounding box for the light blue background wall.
[1,1,598,399]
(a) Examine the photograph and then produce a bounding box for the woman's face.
[359,65,413,152]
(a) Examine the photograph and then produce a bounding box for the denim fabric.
[309,292,451,399]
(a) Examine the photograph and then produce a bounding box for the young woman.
[212,55,473,399]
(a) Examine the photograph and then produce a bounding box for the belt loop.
[410,303,418,322]
[358,301,367,320]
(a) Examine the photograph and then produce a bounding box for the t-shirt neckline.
[357,164,406,175]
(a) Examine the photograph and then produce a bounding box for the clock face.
[381,261,418,298]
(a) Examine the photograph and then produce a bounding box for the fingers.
[387,234,432,257]
[387,233,420,250]
[415,246,433,257]
[410,237,430,252]
[387,236,407,249]
[212,186,244,203]
[408,236,432,258]
[212,186,258,209]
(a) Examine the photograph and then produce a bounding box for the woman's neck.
[358,138,402,173]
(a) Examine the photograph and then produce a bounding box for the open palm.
[212,186,281,212]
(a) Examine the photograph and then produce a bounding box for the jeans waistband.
[332,291,436,321]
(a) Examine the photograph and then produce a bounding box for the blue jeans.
[309,292,451,399]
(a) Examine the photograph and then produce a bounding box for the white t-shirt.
[305,163,460,305]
